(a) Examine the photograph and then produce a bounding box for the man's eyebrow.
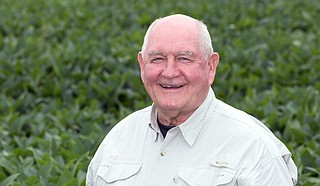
[176,51,194,56]
[147,51,194,57]
[148,51,164,56]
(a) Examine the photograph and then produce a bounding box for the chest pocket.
[97,161,142,184]
[177,167,234,186]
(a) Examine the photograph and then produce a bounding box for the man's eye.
[178,57,192,63]
[151,58,165,63]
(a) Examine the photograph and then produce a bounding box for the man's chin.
[157,102,184,111]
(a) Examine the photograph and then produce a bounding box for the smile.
[160,84,185,89]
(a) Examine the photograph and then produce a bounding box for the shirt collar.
[149,104,160,141]
[148,88,217,146]
[178,88,216,146]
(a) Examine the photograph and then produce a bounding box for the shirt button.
[160,152,165,156]
[173,177,178,183]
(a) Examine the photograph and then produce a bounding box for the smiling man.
[86,14,297,186]
[138,16,218,126]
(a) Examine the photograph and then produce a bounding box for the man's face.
[138,19,219,116]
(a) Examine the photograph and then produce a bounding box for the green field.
[0,0,319,185]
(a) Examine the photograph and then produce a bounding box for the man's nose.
[162,58,180,78]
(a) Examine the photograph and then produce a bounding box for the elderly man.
[86,14,297,185]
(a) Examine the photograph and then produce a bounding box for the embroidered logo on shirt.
[215,160,229,166]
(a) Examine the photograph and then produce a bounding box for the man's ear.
[138,52,145,83]
[208,52,219,85]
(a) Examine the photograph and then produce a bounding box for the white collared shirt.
[86,88,298,186]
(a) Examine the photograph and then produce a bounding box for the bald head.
[152,14,198,29]
[141,14,214,61]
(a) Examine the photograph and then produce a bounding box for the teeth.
[161,84,182,88]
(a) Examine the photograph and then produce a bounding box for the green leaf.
[0,173,20,186]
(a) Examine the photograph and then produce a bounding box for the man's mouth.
[160,84,185,89]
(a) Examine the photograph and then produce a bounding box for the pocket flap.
[178,167,215,186]
[97,161,142,183]
[209,158,236,185]
[178,166,235,186]
[213,171,234,185]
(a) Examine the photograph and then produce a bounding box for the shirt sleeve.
[86,123,120,186]
[259,156,297,185]
[241,116,298,185]
[86,161,94,186]
[238,147,297,186]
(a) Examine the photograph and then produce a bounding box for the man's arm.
[238,153,297,185]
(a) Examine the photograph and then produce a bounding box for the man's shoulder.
[213,99,255,126]
[213,99,273,138]
[212,99,291,158]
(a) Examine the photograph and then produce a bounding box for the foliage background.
[0,0,319,185]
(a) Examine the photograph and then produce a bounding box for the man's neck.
[157,109,195,126]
